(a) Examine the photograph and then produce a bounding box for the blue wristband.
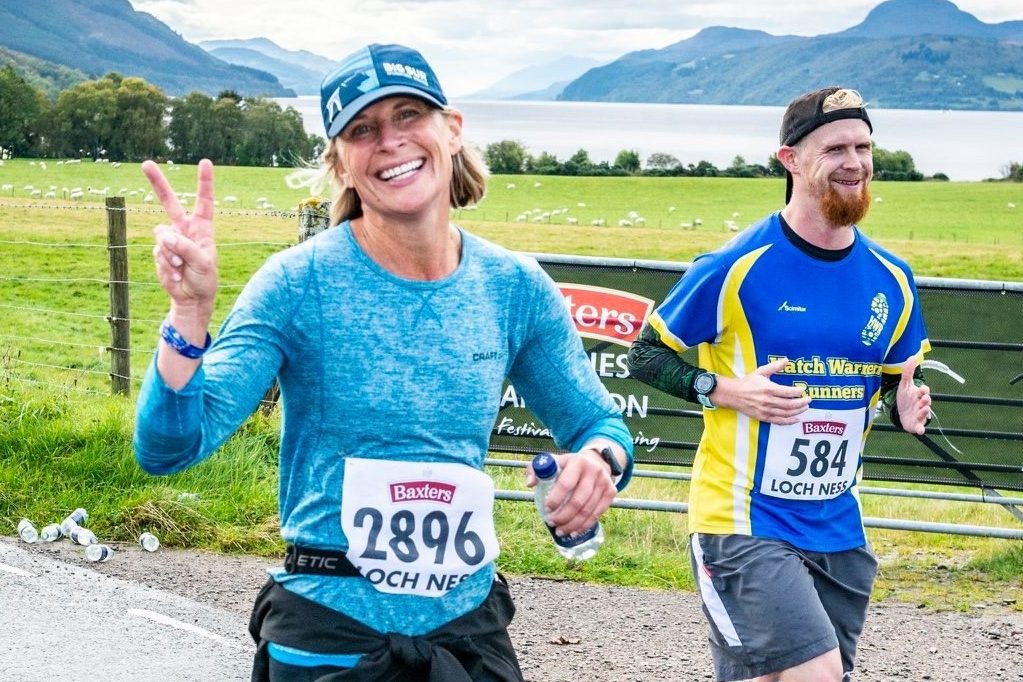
[160,319,212,359]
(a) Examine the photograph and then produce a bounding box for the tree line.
[483,140,998,182]
[0,66,321,166]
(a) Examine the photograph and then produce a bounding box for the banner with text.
[488,257,1023,492]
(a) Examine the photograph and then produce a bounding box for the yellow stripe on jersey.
[869,248,933,374]
[689,246,771,535]
[647,312,688,354]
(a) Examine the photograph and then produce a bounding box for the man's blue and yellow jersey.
[648,213,930,551]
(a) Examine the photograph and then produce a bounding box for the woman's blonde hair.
[289,108,488,227]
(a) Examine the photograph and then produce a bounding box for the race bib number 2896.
[340,458,500,597]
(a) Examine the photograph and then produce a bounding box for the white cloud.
[131,0,1023,96]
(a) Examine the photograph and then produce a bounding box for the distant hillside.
[560,0,1023,110]
[200,38,337,95]
[837,0,1023,38]
[0,0,293,97]
[468,55,603,100]
[0,47,89,99]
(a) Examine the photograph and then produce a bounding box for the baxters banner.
[490,258,705,465]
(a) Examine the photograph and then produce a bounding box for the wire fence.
[0,200,298,397]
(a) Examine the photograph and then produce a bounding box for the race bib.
[340,458,500,597]
[760,407,865,501]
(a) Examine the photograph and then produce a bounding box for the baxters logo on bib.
[803,420,846,436]
[559,284,654,346]
[389,481,456,504]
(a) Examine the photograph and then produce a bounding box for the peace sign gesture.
[142,158,218,317]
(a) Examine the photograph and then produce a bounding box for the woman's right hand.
[142,158,218,318]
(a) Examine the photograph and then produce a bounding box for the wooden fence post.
[106,196,131,396]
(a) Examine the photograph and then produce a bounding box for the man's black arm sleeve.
[879,365,927,431]
[626,324,702,403]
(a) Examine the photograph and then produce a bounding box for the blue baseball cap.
[320,43,448,139]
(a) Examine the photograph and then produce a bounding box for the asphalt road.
[3,535,1021,681]
[0,540,254,682]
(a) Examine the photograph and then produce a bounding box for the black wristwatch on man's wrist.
[693,371,717,410]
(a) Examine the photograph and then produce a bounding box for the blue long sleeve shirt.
[135,223,633,636]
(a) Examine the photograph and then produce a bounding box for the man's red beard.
[821,180,871,227]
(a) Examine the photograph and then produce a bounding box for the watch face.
[695,372,715,394]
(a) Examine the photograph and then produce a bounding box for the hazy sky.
[131,0,1022,96]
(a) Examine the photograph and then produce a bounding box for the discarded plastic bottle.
[40,523,65,542]
[85,544,114,563]
[17,519,38,544]
[70,526,98,546]
[60,508,88,536]
[531,452,604,561]
[139,532,160,552]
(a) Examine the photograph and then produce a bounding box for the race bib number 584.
[760,407,865,501]
[341,458,500,597]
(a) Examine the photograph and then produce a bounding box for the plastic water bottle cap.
[531,452,559,480]
[139,532,160,552]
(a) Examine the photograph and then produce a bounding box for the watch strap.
[696,392,716,410]
[599,446,624,478]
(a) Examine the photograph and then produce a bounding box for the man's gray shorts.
[689,533,877,681]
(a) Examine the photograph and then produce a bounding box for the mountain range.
[198,42,602,101]
[0,0,292,97]
[560,0,1023,109]
[0,0,1020,110]
[199,38,338,96]
[465,55,605,100]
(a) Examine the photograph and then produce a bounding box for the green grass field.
[4,158,1019,278]
[1,160,1021,611]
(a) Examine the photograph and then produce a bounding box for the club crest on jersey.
[389,480,456,504]
[860,292,888,346]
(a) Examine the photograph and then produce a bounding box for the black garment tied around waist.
[248,576,523,682]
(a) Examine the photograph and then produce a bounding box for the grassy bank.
[1,384,1020,613]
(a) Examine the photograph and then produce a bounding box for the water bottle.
[60,508,88,536]
[40,523,65,542]
[139,532,160,552]
[70,526,98,546]
[532,452,604,561]
[17,519,38,544]
[85,544,114,563]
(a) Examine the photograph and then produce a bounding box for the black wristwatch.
[693,371,717,410]
[598,446,624,478]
